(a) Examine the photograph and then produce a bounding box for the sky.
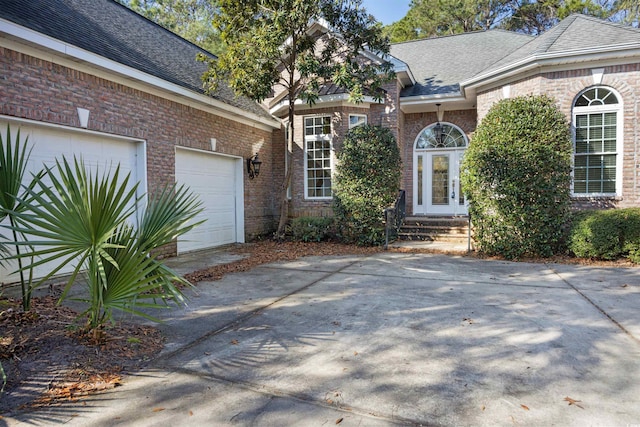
[361,0,411,26]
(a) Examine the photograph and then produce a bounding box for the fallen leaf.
[354,351,358,356]
[564,397,584,409]
[152,407,165,412]
[336,418,343,424]
[622,284,629,288]
[481,405,486,411]
[189,410,193,416]
[521,404,529,411]
[230,339,239,345]
[326,399,333,404]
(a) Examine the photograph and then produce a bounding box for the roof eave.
[461,43,640,93]
[269,93,381,116]
[0,18,281,130]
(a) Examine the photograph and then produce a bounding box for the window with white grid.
[573,87,621,195]
[304,116,332,199]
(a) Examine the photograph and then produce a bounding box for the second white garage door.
[175,148,244,253]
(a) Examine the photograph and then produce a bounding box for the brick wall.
[476,64,640,209]
[0,47,277,255]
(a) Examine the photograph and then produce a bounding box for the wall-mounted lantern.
[247,153,262,180]
[434,103,444,146]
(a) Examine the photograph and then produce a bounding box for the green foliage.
[333,125,401,246]
[504,0,612,35]
[0,125,42,311]
[123,0,225,55]
[205,0,395,237]
[11,157,203,336]
[461,95,572,259]
[288,217,335,242]
[386,0,618,41]
[568,208,640,263]
[207,0,393,103]
[387,0,512,41]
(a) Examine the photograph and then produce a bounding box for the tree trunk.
[275,81,297,238]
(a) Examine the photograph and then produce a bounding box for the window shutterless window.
[304,116,332,199]
[572,87,621,196]
[349,114,367,129]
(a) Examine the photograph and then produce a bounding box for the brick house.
[0,0,282,282]
[1,1,640,284]
[270,14,640,220]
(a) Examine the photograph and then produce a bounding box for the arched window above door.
[415,123,468,149]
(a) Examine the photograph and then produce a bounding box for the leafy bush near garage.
[568,208,640,263]
[333,125,401,246]
[461,95,572,259]
[288,216,335,242]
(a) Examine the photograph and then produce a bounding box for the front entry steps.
[390,216,473,253]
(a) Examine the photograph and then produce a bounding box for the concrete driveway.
[5,251,640,426]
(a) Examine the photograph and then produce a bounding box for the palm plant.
[0,125,41,311]
[11,156,203,339]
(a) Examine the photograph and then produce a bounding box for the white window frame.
[572,86,623,197]
[304,115,333,200]
[349,114,367,129]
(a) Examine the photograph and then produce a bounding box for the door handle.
[451,179,456,199]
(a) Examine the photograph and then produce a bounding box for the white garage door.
[0,119,144,284]
[175,148,244,253]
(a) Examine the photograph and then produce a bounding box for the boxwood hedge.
[569,208,640,263]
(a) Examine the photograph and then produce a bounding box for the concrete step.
[398,216,471,243]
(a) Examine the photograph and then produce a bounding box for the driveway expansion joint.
[548,263,640,346]
[153,256,375,365]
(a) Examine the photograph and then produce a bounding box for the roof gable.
[390,30,533,98]
[473,14,640,81]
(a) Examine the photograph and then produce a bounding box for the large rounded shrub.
[333,125,401,245]
[461,95,572,259]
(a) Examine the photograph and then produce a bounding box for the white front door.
[414,149,467,216]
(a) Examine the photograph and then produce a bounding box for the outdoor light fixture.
[247,153,262,179]
[434,103,444,146]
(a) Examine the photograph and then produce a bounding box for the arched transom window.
[415,123,467,149]
[572,86,621,195]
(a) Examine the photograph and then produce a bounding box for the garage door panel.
[0,120,142,284]
[175,149,241,253]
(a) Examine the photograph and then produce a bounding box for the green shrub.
[333,125,401,246]
[288,216,334,242]
[568,208,640,263]
[461,95,572,259]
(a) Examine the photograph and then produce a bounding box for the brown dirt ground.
[0,241,635,414]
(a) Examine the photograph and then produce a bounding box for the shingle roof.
[481,14,640,75]
[390,30,533,97]
[0,0,273,119]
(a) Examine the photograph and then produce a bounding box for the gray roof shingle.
[481,14,640,75]
[390,30,533,97]
[0,0,273,119]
